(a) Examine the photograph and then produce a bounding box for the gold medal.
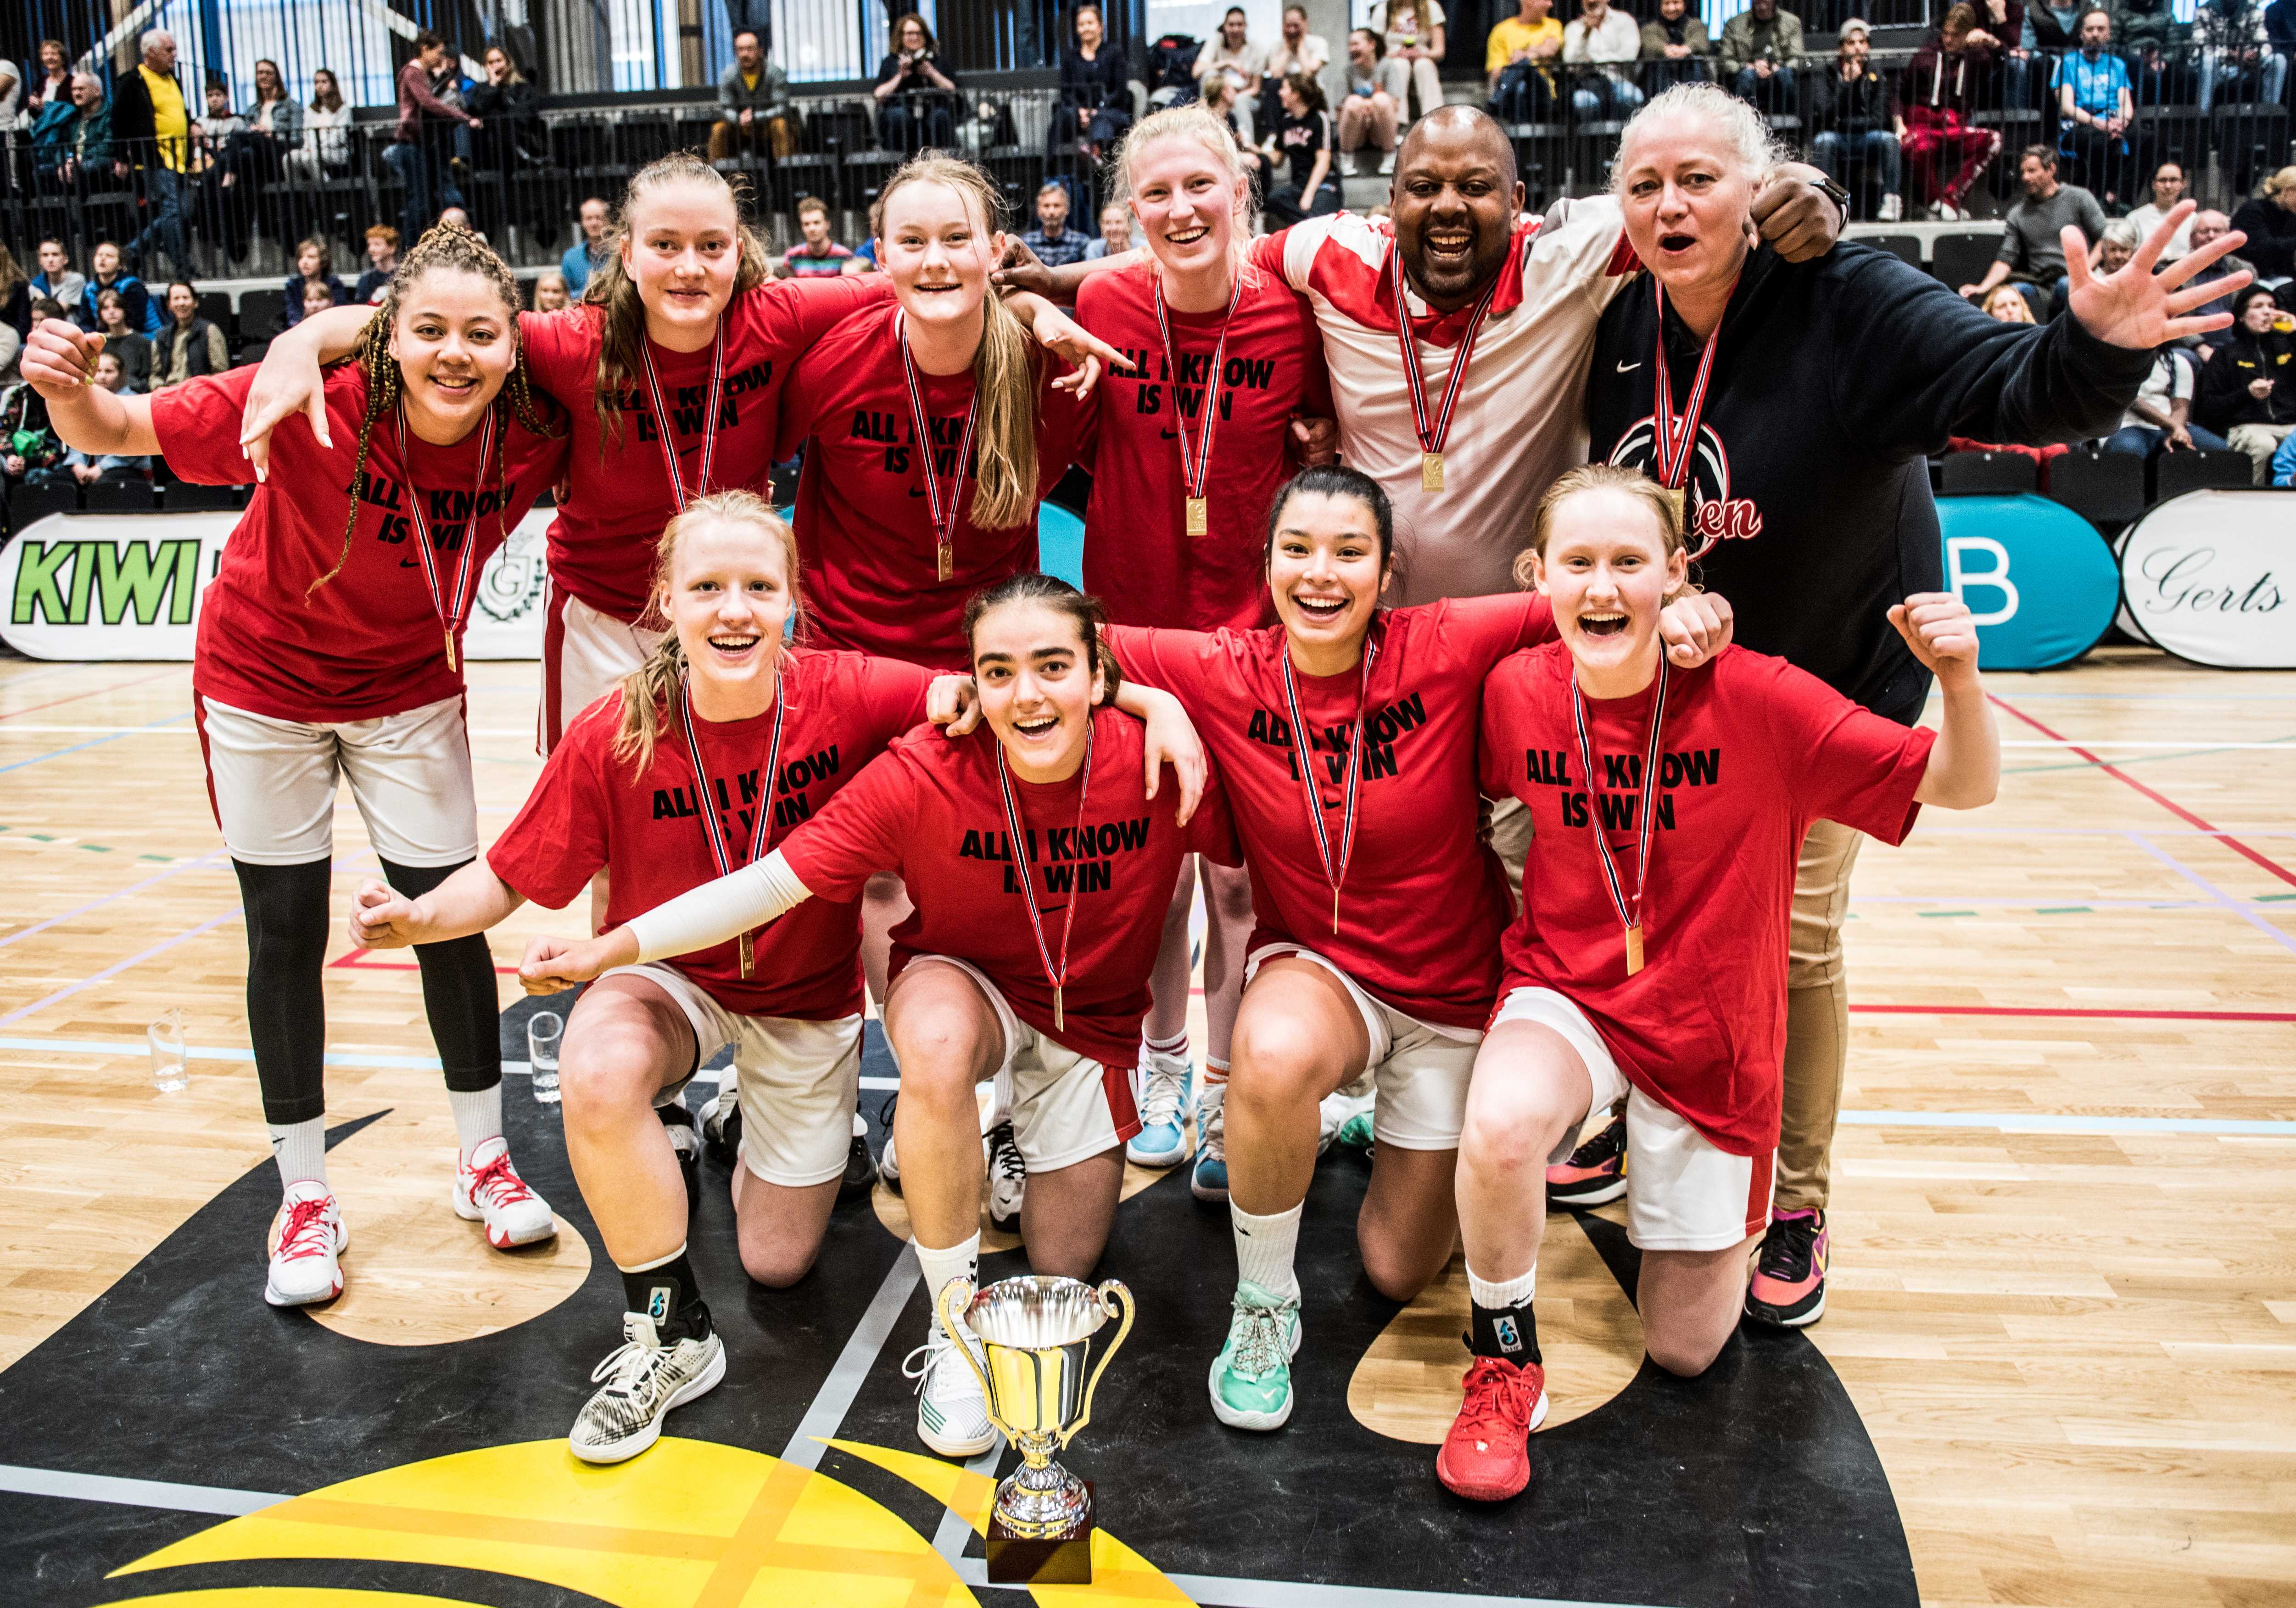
[738,931,755,980]
[937,540,953,583]
[1186,496,1208,536]
[1421,451,1444,493]
[1624,923,1644,976]
[445,628,457,675]
[1664,485,1686,527]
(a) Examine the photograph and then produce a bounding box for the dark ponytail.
[961,571,1123,706]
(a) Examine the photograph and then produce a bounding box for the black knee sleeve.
[234,857,334,1126]
[380,857,504,1094]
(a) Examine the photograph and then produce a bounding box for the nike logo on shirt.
[1615,360,1642,373]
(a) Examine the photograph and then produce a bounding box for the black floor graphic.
[1,1003,1916,1607]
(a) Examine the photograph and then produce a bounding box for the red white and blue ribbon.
[1279,633,1380,934]
[1389,246,1498,469]
[1569,655,1669,975]
[675,671,784,976]
[1152,274,1245,520]
[993,715,1093,1031]
[897,312,980,579]
[638,328,725,511]
[1649,281,1725,495]
[395,402,497,674]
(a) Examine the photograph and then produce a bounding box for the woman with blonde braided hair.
[21,221,572,1314]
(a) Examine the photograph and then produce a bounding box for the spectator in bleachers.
[1811,19,1904,220]
[195,77,249,259]
[354,225,399,304]
[2196,284,2295,478]
[291,69,352,180]
[1491,0,1565,118]
[1564,0,1646,117]
[1719,0,1804,114]
[391,31,481,248]
[25,39,68,116]
[469,45,543,176]
[2056,9,2134,206]
[0,377,59,489]
[2187,210,2262,340]
[296,278,337,329]
[2270,0,2296,61]
[150,280,227,390]
[282,239,348,329]
[1903,5,2005,221]
[2195,0,2288,112]
[112,29,193,280]
[2272,423,2296,482]
[32,241,83,313]
[0,51,21,129]
[712,28,792,162]
[1342,29,1402,171]
[2127,161,2196,259]
[1640,0,1716,94]
[2228,167,2296,282]
[1983,281,2036,319]
[1261,71,1340,226]
[532,269,570,310]
[1960,146,2106,318]
[2104,346,2229,454]
[92,290,153,392]
[1086,199,1134,259]
[1268,6,1332,94]
[32,72,110,193]
[562,196,612,295]
[1201,73,1247,142]
[34,350,150,487]
[218,59,305,258]
[1196,8,1269,143]
[2021,0,2083,54]
[2098,218,2141,274]
[1369,0,1447,123]
[1020,181,1091,267]
[875,11,959,152]
[77,243,160,337]
[0,248,25,343]
[782,196,855,277]
[1057,4,1134,162]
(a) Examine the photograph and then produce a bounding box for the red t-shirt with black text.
[154,363,569,723]
[1073,260,1330,630]
[777,301,1087,668]
[521,275,890,622]
[1106,593,1554,1029]
[777,705,1239,1069]
[487,647,933,1019]
[1480,643,1935,1154]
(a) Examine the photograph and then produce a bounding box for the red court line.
[329,947,521,977]
[0,667,182,723]
[1987,695,2296,890]
[1853,1003,2294,1023]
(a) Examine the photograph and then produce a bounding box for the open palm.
[2065,200,2250,348]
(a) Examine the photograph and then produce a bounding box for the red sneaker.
[1435,1355,1550,1502]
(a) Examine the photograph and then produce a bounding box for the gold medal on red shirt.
[1391,247,1496,498]
[1279,629,1380,935]
[992,717,1094,1031]
[1154,277,1245,543]
[395,403,497,678]
[674,672,785,980]
[1569,656,1669,978]
[897,314,979,587]
[637,326,725,512]
[1649,280,1730,530]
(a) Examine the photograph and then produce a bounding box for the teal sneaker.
[1191,1080,1229,1202]
[1319,1085,1375,1157]
[1334,1110,1374,1153]
[1208,1279,1303,1430]
[1127,1047,1192,1167]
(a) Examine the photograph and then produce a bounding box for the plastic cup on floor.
[149,1009,189,1093]
[528,1011,563,1105]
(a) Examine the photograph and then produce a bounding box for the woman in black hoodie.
[2196,284,2296,481]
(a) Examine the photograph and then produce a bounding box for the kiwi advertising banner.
[2116,490,2294,669]
[0,508,553,662]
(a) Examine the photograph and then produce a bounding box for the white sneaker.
[1932,201,1961,222]
[1378,148,1396,175]
[1128,1047,1193,1167]
[986,1121,1026,1232]
[569,1312,726,1464]
[905,1317,996,1457]
[452,1136,557,1249]
[1877,192,1903,222]
[264,1181,347,1307]
[878,1098,903,1192]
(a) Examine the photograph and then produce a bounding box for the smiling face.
[388,265,517,441]
[879,179,998,335]
[622,179,741,342]
[1617,113,1756,299]
[1266,489,1389,660]
[1222,9,1247,46]
[1347,28,1377,64]
[535,275,567,310]
[662,515,793,697]
[41,42,63,73]
[1532,488,1686,685]
[1128,133,1246,282]
[1392,112,1523,311]
[256,60,279,96]
[970,599,1104,781]
[581,197,610,243]
[1037,186,1069,230]
[1279,78,1305,114]
[167,283,196,320]
[369,233,395,267]
[1099,202,1130,248]
[899,17,927,50]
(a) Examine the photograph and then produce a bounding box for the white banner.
[2116,491,2295,669]
[2,509,551,663]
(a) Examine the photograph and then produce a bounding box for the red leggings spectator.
[1904,112,2000,212]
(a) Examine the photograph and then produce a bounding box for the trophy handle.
[1056,1279,1134,1454]
[934,1279,1012,1444]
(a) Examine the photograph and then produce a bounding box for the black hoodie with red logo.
[1586,241,2152,724]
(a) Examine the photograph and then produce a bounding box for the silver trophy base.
[988,1478,1094,1585]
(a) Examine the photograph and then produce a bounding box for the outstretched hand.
[2067,201,2249,348]
[237,335,333,482]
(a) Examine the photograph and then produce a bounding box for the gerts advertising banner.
[2116,491,2293,669]
[2,509,552,661]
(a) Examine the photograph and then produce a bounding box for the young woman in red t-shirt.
[22,226,571,1313]
[1440,464,1998,1502]
[346,491,978,1463]
[517,572,1227,1462]
[1073,101,1338,1179]
[1098,464,1732,1435]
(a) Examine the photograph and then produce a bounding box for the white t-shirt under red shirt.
[1073,258,1330,630]
[1480,642,1935,1154]
[487,648,934,1020]
[153,363,569,723]
[776,705,1239,1069]
[1106,593,1555,1030]
[1250,203,1639,605]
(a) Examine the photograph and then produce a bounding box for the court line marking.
[2122,832,2296,962]
[1838,1111,2296,1137]
[0,849,231,952]
[779,1245,922,1470]
[0,1462,283,1516]
[0,666,183,723]
[947,1558,1670,1608]
[0,709,195,774]
[0,908,245,1028]
[1851,1003,2295,1023]
[1989,695,2296,889]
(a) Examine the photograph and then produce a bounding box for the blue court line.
[2123,831,2296,961]
[0,709,193,773]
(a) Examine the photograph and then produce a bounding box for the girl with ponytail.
[21,223,572,1315]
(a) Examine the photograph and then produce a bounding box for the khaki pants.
[2226,422,2294,486]
[709,114,795,162]
[1775,817,1865,1215]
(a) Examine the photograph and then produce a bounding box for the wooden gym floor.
[0,647,2290,1608]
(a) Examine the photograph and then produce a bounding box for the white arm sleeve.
[626,848,816,964]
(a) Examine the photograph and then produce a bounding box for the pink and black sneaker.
[1544,1112,1626,1207]
[1745,1208,1828,1328]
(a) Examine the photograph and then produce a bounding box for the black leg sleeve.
[233,857,334,1126]
[380,857,504,1094]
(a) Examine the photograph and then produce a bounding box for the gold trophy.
[936,1273,1135,1585]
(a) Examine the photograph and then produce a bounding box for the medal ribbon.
[897,312,982,572]
[1389,246,1499,460]
[1152,274,1246,509]
[395,402,497,672]
[637,328,726,511]
[1569,656,1670,965]
[1649,280,1727,493]
[674,670,786,952]
[993,717,1094,1031]
[1278,632,1380,934]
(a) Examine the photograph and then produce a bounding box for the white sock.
[447,1085,504,1163]
[914,1233,980,1334]
[1468,1264,1537,1311]
[1231,1200,1302,1303]
[268,1118,328,1192]
[1145,1030,1188,1060]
